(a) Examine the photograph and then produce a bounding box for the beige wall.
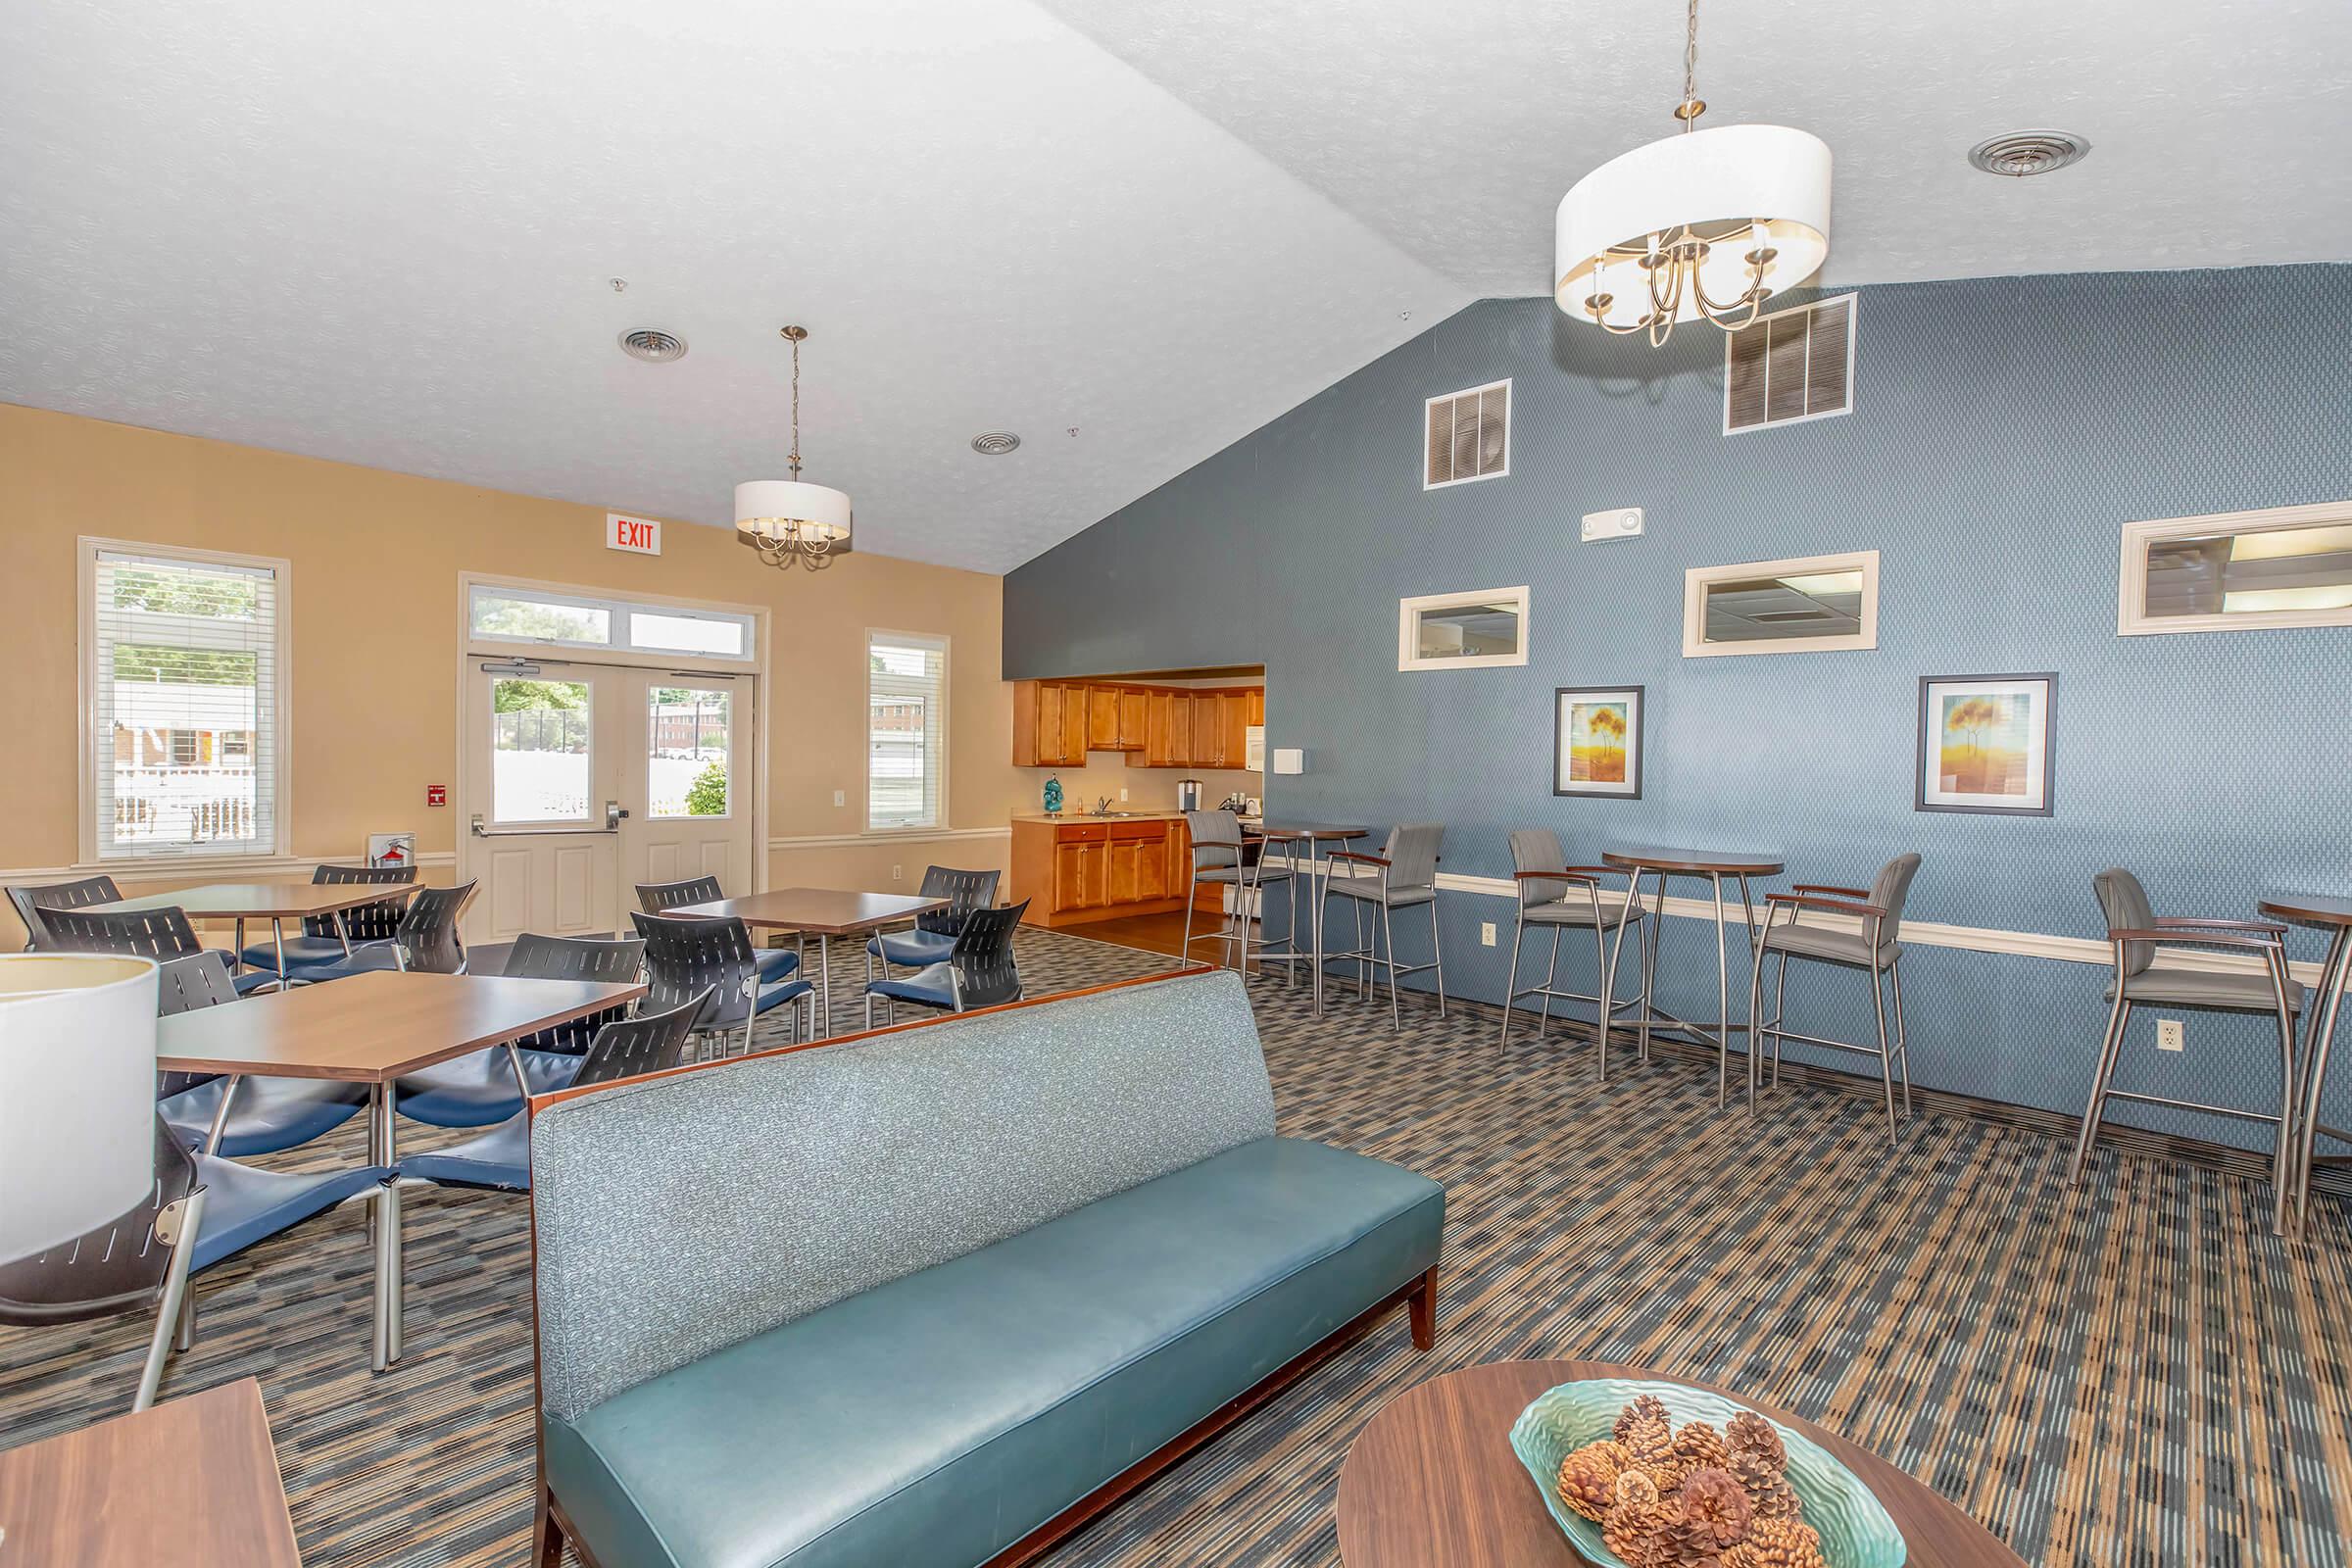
[0,403,1016,940]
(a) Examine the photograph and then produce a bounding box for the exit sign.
[607,514,662,556]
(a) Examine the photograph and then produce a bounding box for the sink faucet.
[1093,797,1113,815]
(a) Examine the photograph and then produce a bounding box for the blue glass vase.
[1042,774,1064,814]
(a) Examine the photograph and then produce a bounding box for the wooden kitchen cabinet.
[1117,687,1148,751]
[1011,815,1212,927]
[1191,693,1229,768]
[1015,679,1262,770]
[1012,680,1091,767]
[1244,687,1264,727]
[1087,686,1121,751]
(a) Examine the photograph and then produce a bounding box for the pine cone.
[1602,1489,1676,1567]
[1615,1393,1675,1443]
[1723,1411,1788,1472]
[1677,1466,1754,1547]
[1673,1419,1731,1470]
[1653,1516,1727,1568]
[1721,1516,1827,1568]
[1557,1441,1631,1521]
[1729,1450,1800,1519]
[1622,1414,1684,1491]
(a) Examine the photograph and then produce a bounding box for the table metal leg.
[2287,928,2352,1239]
[270,917,288,993]
[232,918,246,978]
[817,934,833,1039]
[369,1082,403,1371]
[1710,873,1731,1106]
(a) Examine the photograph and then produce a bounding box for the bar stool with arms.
[2070,867,2302,1231]
[1745,854,1923,1143]
[1317,822,1446,1027]
[1181,810,1296,981]
[1499,829,1651,1068]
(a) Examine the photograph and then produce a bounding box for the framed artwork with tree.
[1554,686,1643,799]
[1916,674,2055,815]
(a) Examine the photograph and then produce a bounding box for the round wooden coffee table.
[1335,1360,2024,1567]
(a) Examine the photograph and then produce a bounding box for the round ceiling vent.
[970,431,1022,456]
[1967,130,2090,177]
[617,328,688,364]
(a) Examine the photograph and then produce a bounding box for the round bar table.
[1248,822,1367,1015]
[1336,1359,2025,1567]
[2259,892,2352,1239]
[1600,846,1785,1105]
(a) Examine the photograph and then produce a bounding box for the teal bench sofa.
[526,968,1445,1568]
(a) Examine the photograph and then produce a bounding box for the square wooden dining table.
[156,968,645,1371]
[97,879,418,987]
[662,887,950,1036]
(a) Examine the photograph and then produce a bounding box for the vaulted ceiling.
[3,0,2344,573]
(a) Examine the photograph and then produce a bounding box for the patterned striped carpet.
[3,930,2347,1567]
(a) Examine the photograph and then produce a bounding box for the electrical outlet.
[2157,1018,2185,1052]
[1119,787,1128,801]
[832,789,846,808]
[892,864,903,881]
[1480,922,1497,947]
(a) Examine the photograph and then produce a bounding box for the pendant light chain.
[1681,0,1700,131]
[786,326,805,482]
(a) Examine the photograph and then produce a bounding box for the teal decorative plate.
[1506,1378,1907,1567]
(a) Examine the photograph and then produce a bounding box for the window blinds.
[867,632,946,830]
[91,548,281,858]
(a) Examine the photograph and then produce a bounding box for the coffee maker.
[1175,778,1202,810]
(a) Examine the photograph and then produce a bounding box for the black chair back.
[304,863,416,942]
[571,990,708,1092]
[635,876,722,914]
[630,911,759,1034]
[0,1116,198,1325]
[390,882,474,973]
[154,951,237,1096]
[502,934,647,1054]
[950,901,1027,1010]
[42,905,203,960]
[916,867,1002,937]
[8,874,122,951]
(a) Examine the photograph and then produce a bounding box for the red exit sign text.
[606,514,662,556]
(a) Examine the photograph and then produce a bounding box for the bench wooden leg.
[1408,1264,1440,1351]
[535,1487,565,1568]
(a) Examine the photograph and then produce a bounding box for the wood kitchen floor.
[1073,909,1273,963]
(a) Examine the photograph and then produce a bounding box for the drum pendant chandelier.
[735,325,854,568]
[1554,0,1832,347]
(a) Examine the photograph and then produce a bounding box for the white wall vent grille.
[1424,378,1510,489]
[1725,295,1855,434]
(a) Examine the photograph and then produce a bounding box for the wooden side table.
[1336,1360,2022,1567]
[0,1378,301,1565]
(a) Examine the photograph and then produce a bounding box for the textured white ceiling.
[7,2,2345,575]
[0,0,1464,572]
[1039,0,2352,294]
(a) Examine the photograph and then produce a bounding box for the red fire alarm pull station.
[426,784,448,808]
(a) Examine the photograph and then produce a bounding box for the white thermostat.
[1581,507,1644,543]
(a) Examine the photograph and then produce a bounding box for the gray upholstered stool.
[1746,854,1923,1143]
[1499,829,1650,1071]
[1181,810,1296,981]
[2072,867,2302,1230]
[1317,823,1445,1027]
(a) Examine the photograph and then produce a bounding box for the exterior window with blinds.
[83,541,289,859]
[867,631,947,831]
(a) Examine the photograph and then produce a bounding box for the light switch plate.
[1581,507,1644,543]
[833,789,846,808]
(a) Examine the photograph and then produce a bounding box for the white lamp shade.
[1555,123,1832,329]
[734,479,854,545]
[1271,748,1305,776]
[0,954,159,1262]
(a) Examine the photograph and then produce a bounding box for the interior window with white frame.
[82,539,290,860]
[2118,500,2352,635]
[867,631,947,831]
[1683,551,1879,658]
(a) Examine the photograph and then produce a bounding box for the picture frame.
[1915,674,2055,815]
[1553,686,1643,799]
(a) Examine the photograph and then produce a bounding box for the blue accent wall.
[1005,266,2352,1148]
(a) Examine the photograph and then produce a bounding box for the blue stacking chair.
[864,867,1001,980]
[393,933,647,1128]
[300,883,473,980]
[636,876,800,985]
[863,900,1028,1029]
[150,952,368,1156]
[632,910,815,1056]
[236,862,416,982]
[398,990,707,1193]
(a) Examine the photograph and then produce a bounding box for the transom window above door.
[467,583,757,662]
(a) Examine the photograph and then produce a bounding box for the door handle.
[605,801,631,831]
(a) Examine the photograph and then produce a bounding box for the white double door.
[462,658,756,943]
